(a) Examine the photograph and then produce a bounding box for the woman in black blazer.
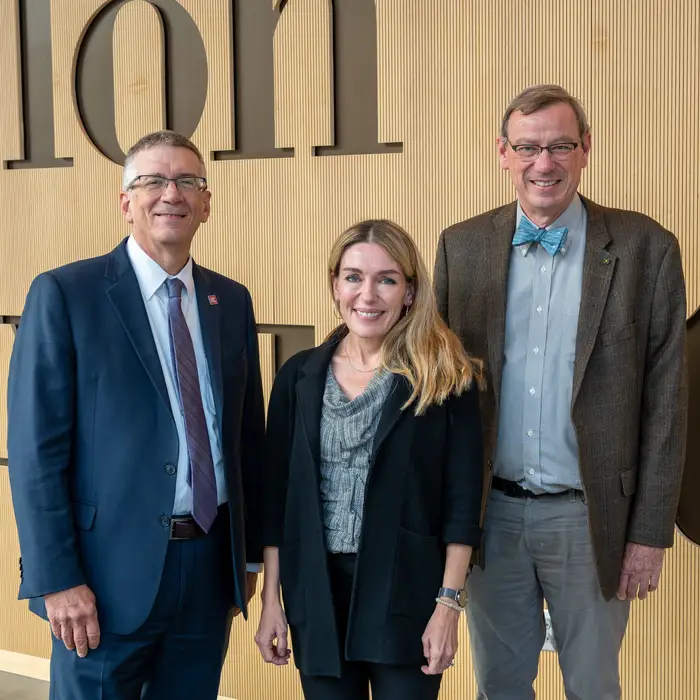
[255,220,484,700]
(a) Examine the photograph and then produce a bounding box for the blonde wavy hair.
[326,219,484,415]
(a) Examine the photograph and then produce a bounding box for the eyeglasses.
[507,141,581,161]
[126,175,208,192]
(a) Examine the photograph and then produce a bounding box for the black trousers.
[300,553,443,700]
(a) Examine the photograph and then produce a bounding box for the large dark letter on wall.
[75,0,208,165]
[213,0,401,161]
[4,0,73,170]
[212,0,294,161]
[316,0,402,157]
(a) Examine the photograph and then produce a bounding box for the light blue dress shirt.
[127,237,261,570]
[494,195,587,493]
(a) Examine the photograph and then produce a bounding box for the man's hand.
[617,542,666,601]
[44,584,100,658]
[232,571,259,618]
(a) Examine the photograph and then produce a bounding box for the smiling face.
[119,145,211,260]
[332,242,413,343]
[499,102,591,226]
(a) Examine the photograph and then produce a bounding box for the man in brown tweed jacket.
[434,85,687,699]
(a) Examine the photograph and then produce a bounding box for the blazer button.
[165,464,176,475]
[160,516,171,528]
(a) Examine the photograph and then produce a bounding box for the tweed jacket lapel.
[487,203,517,410]
[572,197,616,405]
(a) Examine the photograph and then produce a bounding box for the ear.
[200,189,212,223]
[404,282,415,307]
[497,136,510,171]
[332,274,340,301]
[580,132,592,169]
[119,192,134,224]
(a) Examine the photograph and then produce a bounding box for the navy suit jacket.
[7,239,265,634]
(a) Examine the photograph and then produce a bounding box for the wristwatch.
[438,586,467,608]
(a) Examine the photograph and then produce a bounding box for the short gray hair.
[500,85,590,139]
[122,130,206,190]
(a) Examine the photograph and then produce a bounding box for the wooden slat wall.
[1,1,699,698]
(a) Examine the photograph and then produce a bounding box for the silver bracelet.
[435,597,464,613]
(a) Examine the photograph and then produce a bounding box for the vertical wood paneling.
[0,471,51,658]
[0,0,23,161]
[1,2,699,698]
[0,327,12,460]
[113,0,166,152]
[274,0,333,151]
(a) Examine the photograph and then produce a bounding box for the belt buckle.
[169,515,193,541]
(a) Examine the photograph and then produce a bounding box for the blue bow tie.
[512,217,568,256]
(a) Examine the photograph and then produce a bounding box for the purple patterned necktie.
[166,278,218,533]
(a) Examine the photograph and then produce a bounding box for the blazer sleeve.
[7,273,86,598]
[259,358,298,548]
[240,288,266,563]
[441,382,484,546]
[627,237,688,547]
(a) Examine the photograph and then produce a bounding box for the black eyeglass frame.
[505,140,582,159]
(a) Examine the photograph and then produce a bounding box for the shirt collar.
[515,194,584,257]
[126,235,195,301]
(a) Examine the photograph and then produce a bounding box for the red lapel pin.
[208,295,219,305]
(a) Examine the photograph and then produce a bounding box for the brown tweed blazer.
[434,196,688,600]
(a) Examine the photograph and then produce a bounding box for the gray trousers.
[466,489,630,700]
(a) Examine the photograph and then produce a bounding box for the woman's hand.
[420,603,460,675]
[255,600,292,665]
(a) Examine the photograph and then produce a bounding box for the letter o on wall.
[74,0,208,165]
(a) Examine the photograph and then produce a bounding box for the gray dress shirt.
[494,195,587,493]
[319,367,393,553]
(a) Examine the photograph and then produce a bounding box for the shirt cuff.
[246,562,263,573]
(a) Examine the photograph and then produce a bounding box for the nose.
[533,149,557,171]
[161,180,185,202]
[359,279,378,302]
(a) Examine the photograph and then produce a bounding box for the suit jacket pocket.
[223,347,246,372]
[279,541,305,625]
[390,528,442,620]
[600,322,636,347]
[620,468,637,497]
[72,501,97,531]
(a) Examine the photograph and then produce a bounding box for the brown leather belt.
[169,515,205,540]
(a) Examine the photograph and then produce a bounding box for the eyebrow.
[512,136,579,144]
[342,267,402,276]
[141,172,201,178]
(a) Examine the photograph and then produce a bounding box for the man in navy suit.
[7,130,265,699]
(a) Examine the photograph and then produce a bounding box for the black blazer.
[261,338,484,677]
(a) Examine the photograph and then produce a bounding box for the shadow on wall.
[677,306,700,546]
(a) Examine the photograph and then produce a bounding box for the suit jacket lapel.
[572,197,616,405]
[487,203,517,409]
[105,239,173,418]
[193,265,224,431]
[369,376,411,465]
[296,341,338,471]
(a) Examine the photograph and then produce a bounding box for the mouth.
[155,213,187,220]
[354,309,383,319]
[530,179,561,189]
